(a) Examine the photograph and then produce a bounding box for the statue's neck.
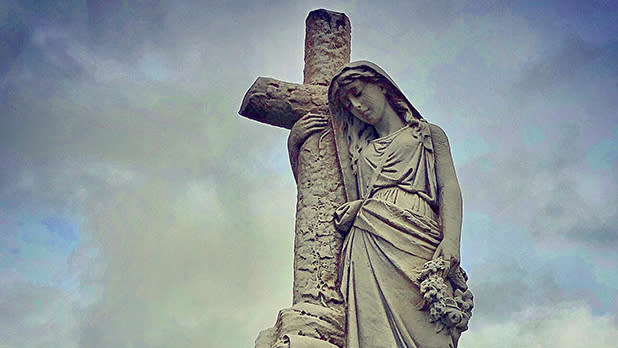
[373,105,405,138]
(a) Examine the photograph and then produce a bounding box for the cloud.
[0,35,297,348]
[1,1,617,348]
[77,170,297,347]
[0,278,80,348]
[0,75,297,346]
[459,124,618,250]
[515,36,618,97]
[461,301,618,348]
[0,6,29,81]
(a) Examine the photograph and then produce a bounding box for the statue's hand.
[289,113,328,149]
[288,113,328,183]
[333,200,363,233]
[432,240,460,277]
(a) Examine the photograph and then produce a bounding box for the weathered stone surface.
[239,78,327,129]
[243,8,474,348]
[289,9,350,344]
[254,328,276,348]
[303,9,351,86]
[281,335,339,348]
[255,303,345,348]
[241,9,351,348]
[293,128,345,306]
[294,130,345,307]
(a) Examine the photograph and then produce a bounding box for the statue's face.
[340,80,387,125]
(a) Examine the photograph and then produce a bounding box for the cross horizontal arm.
[239,77,328,129]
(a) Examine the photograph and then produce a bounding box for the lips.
[356,107,369,116]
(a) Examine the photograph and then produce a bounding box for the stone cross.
[239,9,350,347]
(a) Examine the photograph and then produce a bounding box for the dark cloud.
[86,0,166,50]
[0,11,29,80]
[515,36,618,97]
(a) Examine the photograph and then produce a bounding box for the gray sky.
[1,1,617,347]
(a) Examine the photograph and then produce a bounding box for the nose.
[349,96,362,109]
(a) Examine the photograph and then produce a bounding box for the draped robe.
[336,123,456,348]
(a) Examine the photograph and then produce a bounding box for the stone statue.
[240,9,472,348]
[288,61,473,348]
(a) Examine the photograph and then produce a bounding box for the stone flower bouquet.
[417,257,474,335]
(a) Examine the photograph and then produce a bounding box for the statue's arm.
[430,123,463,268]
[288,113,328,182]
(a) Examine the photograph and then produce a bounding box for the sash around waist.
[352,195,443,260]
[371,187,440,223]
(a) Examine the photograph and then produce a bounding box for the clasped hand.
[432,240,460,278]
[289,113,328,149]
[288,113,329,182]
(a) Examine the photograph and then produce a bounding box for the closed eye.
[356,85,366,97]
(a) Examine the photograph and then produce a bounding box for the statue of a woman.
[289,61,473,348]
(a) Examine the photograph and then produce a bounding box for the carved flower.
[442,307,463,326]
[429,303,445,319]
[417,257,474,335]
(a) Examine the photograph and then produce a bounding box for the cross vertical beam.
[303,10,351,86]
[239,9,351,348]
[293,10,350,307]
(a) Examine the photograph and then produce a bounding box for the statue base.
[254,303,344,348]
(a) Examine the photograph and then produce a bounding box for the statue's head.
[328,61,423,125]
[328,61,425,176]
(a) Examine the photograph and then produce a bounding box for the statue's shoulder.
[427,122,451,151]
[427,123,451,147]
[427,122,445,135]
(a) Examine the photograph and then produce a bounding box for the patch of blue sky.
[463,210,616,315]
[267,135,291,175]
[592,257,618,292]
[452,134,491,164]
[460,211,493,264]
[19,216,79,253]
[540,246,618,315]
[41,216,79,245]
[0,225,20,269]
[555,5,618,45]
[510,1,618,45]
[4,210,81,288]
[461,212,538,274]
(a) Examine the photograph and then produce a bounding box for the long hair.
[331,68,423,175]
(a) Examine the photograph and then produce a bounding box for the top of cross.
[238,9,351,129]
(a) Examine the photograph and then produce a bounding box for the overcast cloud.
[1,1,617,347]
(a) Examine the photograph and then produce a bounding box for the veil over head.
[328,60,423,120]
